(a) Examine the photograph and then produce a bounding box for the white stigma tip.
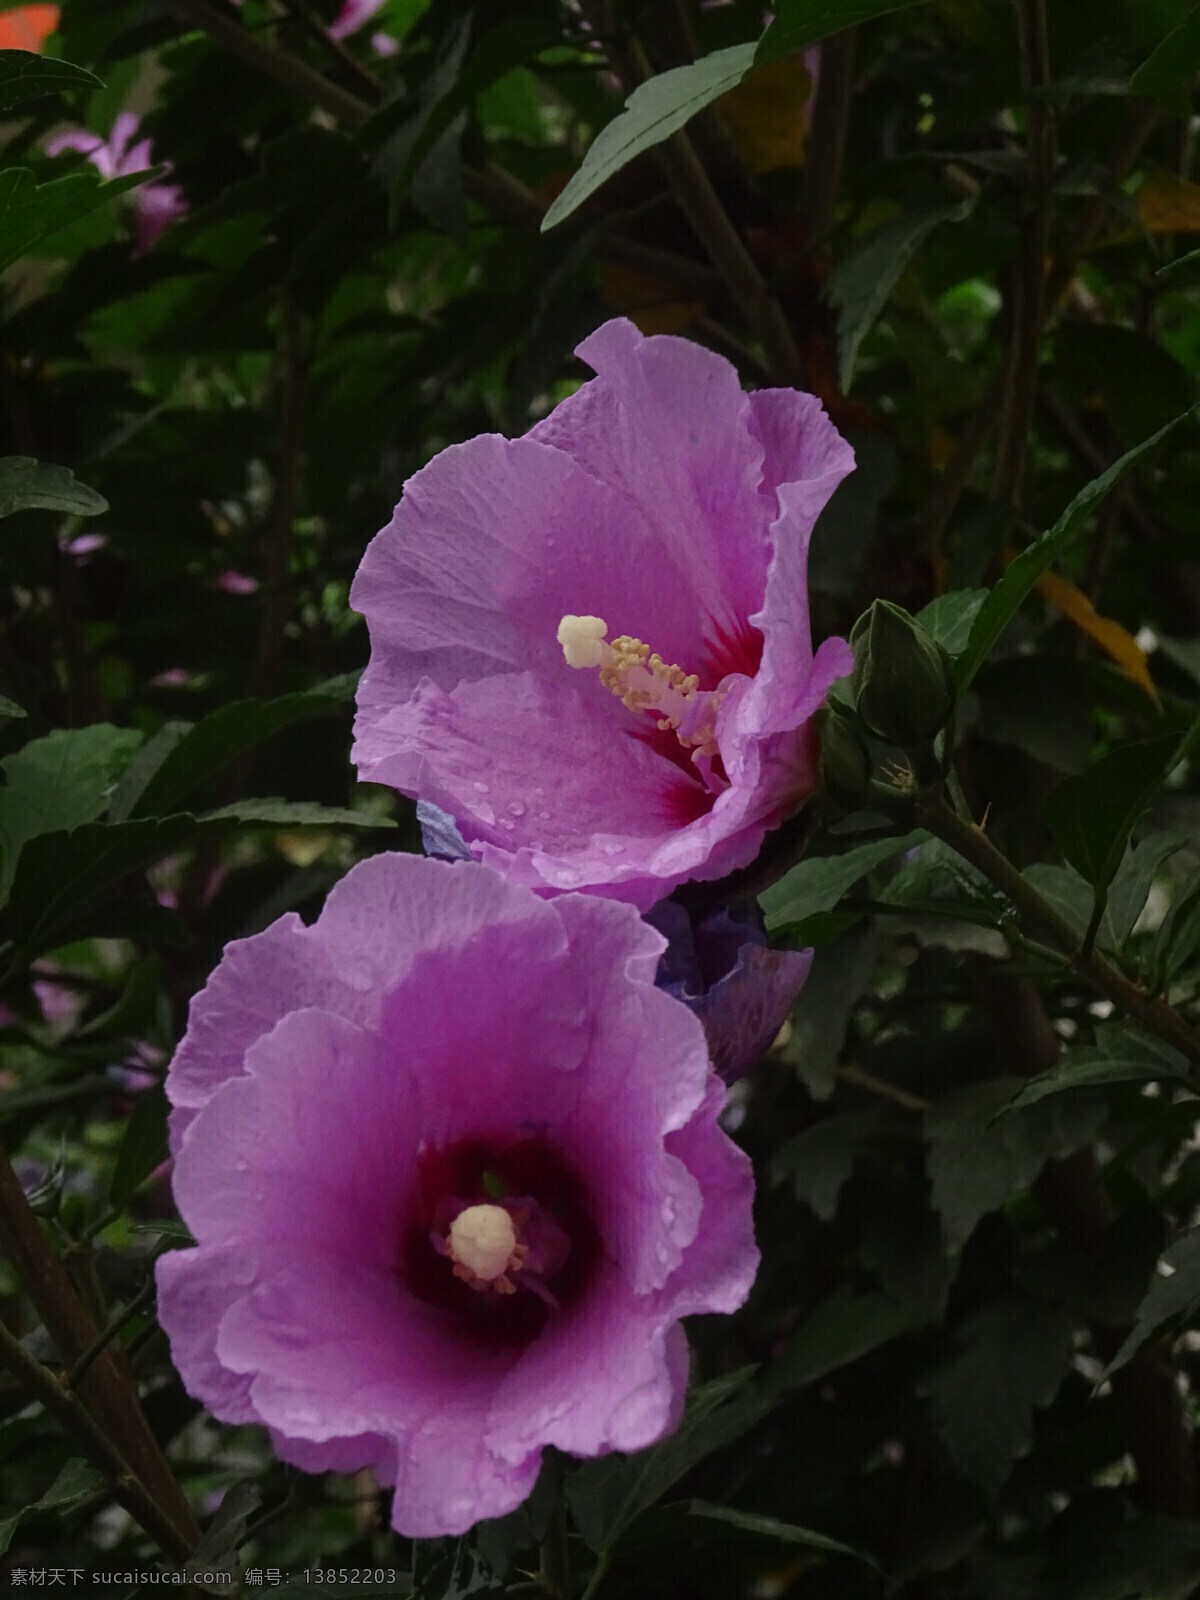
[557,614,609,670]
[448,1204,518,1283]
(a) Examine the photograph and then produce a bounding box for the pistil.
[557,614,721,763]
[445,1202,528,1294]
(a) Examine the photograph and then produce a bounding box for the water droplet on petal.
[600,841,623,856]
[555,868,582,887]
[475,803,495,826]
[472,781,489,793]
[538,810,551,821]
[499,818,515,831]
[507,801,526,818]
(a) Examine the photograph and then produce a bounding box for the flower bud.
[816,706,872,809]
[849,600,955,748]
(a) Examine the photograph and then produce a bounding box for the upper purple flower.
[351,318,855,911]
[45,112,186,253]
[156,853,757,1537]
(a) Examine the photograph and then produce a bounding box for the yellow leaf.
[1135,171,1200,234]
[598,262,702,336]
[928,425,955,469]
[277,830,334,867]
[719,56,812,174]
[1033,567,1158,700]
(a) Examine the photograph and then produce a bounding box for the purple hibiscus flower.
[45,112,186,253]
[156,853,757,1537]
[351,317,855,911]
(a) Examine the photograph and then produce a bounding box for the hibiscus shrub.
[5,0,1200,1595]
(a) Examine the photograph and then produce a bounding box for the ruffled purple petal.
[660,1076,759,1314]
[529,318,770,649]
[649,899,813,1081]
[737,390,856,740]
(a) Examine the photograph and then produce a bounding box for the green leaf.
[0,456,108,518]
[0,167,164,273]
[770,1108,885,1219]
[128,687,355,818]
[541,44,756,232]
[777,924,880,1099]
[1043,1510,1200,1600]
[0,1457,104,1554]
[1102,1228,1200,1378]
[1004,1030,1191,1111]
[757,0,936,62]
[920,1294,1075,1497]
[106,721,191,823]
[1021,860,1093,940]
[1156,631,1200,684]
[199,799,394,830]
[567,1368,765,1555]
[1149,867,1200,988]
[771,1287,931,1390]
[0,815,197,959]
[1105,831,1189,948]
[109,1084,170,1208]
[879,837,1009,930]
[372,16,557,195]
[827,201,974,391]
[0,49,100,111]
[1046,733,1189,897]
[0,724,142,898]
[915,589,989,656]
[187,1480,262,1574]
[0,694,25,719]
[678,1501,879,1569]
[761,829,926,930]
[955,412,1193,693]
[925,1078,1106,1251]
[1129,7,1200,108]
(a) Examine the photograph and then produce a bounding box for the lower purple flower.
[156,853,757,1537]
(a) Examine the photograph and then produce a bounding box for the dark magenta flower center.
[405,1135,603,1346]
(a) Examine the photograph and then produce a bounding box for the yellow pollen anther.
[447,1203,528,1294]
[557,614,720,763]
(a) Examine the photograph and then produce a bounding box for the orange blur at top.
[0,5,60,52]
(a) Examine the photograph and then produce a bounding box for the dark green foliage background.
[4,0,1200,1595]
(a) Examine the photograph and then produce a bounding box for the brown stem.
[1045,102,1160,309]
[0,1313,195,1559]
[1039,391,1165,545]
[170,0,372,125]
[0,1143,199,1555]
[597,23,805,385]
[906,787,1200,1073]
[285,0,382,100]
[923,365,1007,561]
[992,0,1055,510]
[975,973,1197,1516]
[651,130,806,384]
[252,294,306,700]
[803,30,857,247]
[923,49,1155,554]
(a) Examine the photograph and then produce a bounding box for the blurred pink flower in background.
[329,0,387,38]
[45,112,187,253]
